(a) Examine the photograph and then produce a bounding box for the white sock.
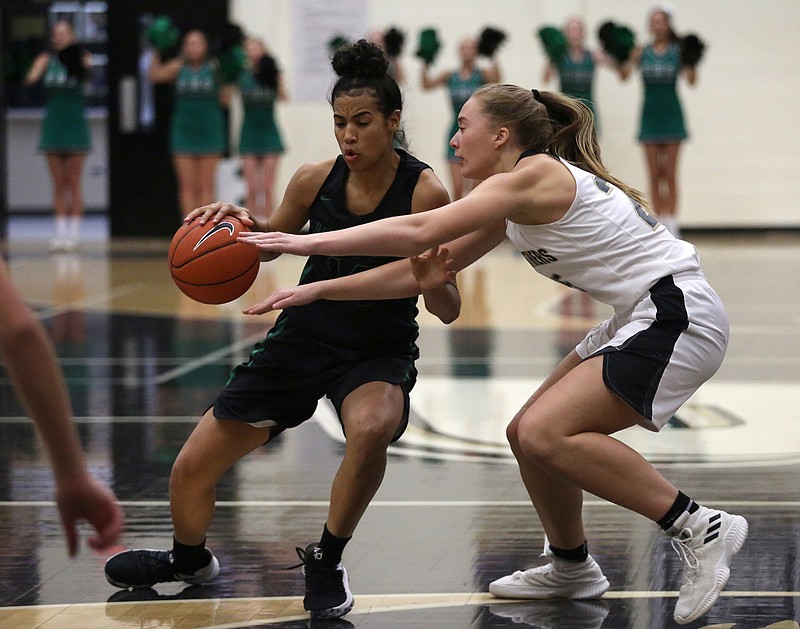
[68,216,81,240]
[55,216,67,239]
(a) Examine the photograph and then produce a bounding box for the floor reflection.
[0,235,799,626]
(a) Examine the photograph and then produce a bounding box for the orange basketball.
[168,217,260,304]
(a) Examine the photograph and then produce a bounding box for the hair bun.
[332,39,388,79]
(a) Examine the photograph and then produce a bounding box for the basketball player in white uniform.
[239,85,748,625]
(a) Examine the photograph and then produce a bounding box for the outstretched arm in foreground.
[0,262,124,556]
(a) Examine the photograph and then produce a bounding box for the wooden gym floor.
[0,219,799,628]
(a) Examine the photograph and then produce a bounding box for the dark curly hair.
[330,39,403,130]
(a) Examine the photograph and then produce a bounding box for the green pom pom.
[537,26,567,64]
[613,26,635,61]
[416,28,441,65]
[598,21,636,64]
[217,45,246,83]
[680,33,706,67]
[477,26,506,57]
[147,15,180,57]
[328,35,349,55]
[383,27,405,58]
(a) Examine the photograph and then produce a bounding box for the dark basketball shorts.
[212,317,418,440]
[575,273,729,431]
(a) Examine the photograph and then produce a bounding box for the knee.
[344,412,397,453]
[506,418,522,454]
[657,161,673,179]
[514,415,561,467]
[170,448,212,493]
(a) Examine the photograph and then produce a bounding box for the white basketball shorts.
[575,272,729,431]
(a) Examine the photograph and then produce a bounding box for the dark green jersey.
[285,150,429,352]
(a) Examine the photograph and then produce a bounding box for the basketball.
[168,217,260,304]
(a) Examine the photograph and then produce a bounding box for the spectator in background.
[25,20,91,251]
[541,18,608,128]
[237,37,287,222]
[421,34,501,200]
[150,29,228,218]
[619,6,697,238]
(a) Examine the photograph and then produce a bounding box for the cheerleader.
[619,6,703,237]
[420,29,503,200]
[150,29,228,217]
[25,21,91,251]
[237,37,287,221]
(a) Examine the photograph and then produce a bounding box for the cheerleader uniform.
[170,61,225,154]
[638,43,687,143]
[556,50,596,121]
[238,68,285,155]
[505,152,728,430]
[445,69,485,161]
[39,56,90,153]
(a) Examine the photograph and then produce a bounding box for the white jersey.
[505,156,701,312]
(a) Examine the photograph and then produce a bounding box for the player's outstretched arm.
[411,245,460,323]
[243,247,458,321]
[237,172,518,258]
[0,262,124,556]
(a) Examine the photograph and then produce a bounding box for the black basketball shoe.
[105,548,220,589]
[297,543,354,619]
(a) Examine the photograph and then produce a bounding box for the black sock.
[315,524,351,567]
[172,537,210,572]
[658,491,700,532]
[549,540,589,562]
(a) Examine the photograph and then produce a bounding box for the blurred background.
[2,0,799,239]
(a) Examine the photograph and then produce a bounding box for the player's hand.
[410,245,456,291]
[237,231,314,256]
[55,474,125,556]
[243,284,320,314]
[185,202,255,227]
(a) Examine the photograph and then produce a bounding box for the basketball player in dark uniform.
[104,40,459,621]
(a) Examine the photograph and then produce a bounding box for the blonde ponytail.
[475,85,649,208]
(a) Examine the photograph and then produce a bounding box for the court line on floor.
[3,500,799,509]
[2,591,799,629]
[34,283,152,319]
[195,591,800,629]
[0,416,202,423]
[153,332,266,384]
